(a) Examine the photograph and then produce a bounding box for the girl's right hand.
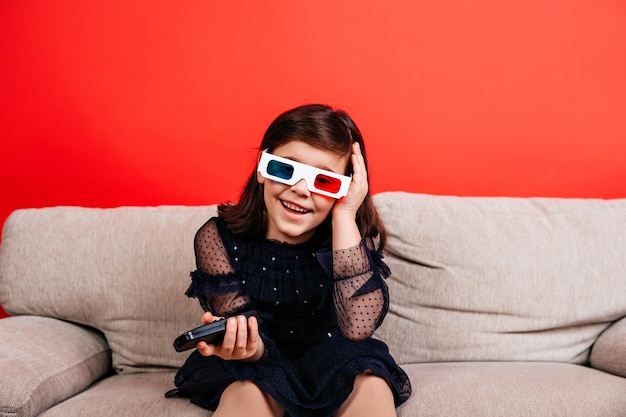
[196,311,264,362]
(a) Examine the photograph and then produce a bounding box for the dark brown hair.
[218,104,387,250]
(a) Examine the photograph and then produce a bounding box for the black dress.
[172,217,411,417]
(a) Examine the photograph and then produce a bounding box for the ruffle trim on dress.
[186,270,242,299]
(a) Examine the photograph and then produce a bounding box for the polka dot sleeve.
[330,238,390,341]
[190,219,251,316]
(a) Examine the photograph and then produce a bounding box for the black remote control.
[173,311,261,352]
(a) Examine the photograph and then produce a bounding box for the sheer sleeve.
[321,238,391,341]
[185,218,251,316]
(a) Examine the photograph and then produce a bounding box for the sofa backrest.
[373,192,626,365]
[0,205,216,373]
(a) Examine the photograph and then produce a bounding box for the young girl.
[172,104,411,416]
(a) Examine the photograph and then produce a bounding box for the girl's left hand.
[332,141,368,219]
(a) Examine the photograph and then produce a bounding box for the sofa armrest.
[0,316,111,417]
[590,316,626,377]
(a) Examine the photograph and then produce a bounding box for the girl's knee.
[216,381,284,417]
[225,380,263,395]
[356,373,392,393]
[335,373,396,417]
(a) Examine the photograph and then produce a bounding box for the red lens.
[313,174,341,193]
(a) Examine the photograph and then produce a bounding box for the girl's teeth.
[283,201,309,213]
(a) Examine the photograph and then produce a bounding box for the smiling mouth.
[281,200,312,214]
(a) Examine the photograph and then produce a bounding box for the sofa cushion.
[590,316,626,377]
[0,316,111,417]
[374,192,626,365]
[0,206,216,373]
[398,362,626,417]
[37,373,208,417]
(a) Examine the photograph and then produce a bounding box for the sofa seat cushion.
[398,362,626,417]
[374,192,626,364]
[0,316,111,417]
[38,373,209,417]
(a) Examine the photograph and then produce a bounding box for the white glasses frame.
[257,150,351,199]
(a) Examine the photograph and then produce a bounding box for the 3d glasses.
[258,150,351,199]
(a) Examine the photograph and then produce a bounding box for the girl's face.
[257,140,349,244]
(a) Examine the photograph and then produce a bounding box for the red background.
[1,2,626,316]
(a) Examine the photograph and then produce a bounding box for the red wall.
[1,2,626,315]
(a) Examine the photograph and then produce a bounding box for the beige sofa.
[1,192,626,417]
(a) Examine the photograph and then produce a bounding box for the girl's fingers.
[201,311,214,324]
[198,314,261,360]
[235,315,249,352]
[246,316,260,352]
[196,341,215,356]
[351,143,361,171]
[353,144,367,181]
[220,317,238,351]
[349,143,368,198]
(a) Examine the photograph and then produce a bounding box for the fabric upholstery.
[0,316,111,417]
[398,362,626,416]
[590,316,626,377]
[373,192,626,365]
[37,373,209,417]
[0,206,216,373]
[31,364,626,417]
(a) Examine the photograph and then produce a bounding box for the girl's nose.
[290,178,311,196]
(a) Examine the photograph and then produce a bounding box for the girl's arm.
[189,219,264,361]
[330,142,389,341]
[331,142,368,250]
[191,219,251,316]
[329,239,389,341]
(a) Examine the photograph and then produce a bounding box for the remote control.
[173,311,261,352]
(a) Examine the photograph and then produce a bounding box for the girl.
[172,104,411,417]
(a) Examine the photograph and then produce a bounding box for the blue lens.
[267,160,294,180]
